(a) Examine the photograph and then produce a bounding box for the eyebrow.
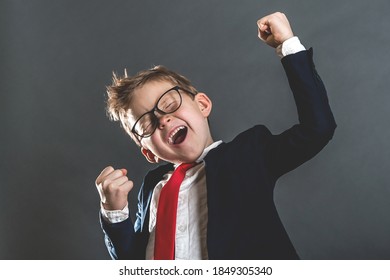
[132,86,175,116]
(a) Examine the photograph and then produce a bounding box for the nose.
[157,114,172,129]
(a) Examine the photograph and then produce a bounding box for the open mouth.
[168,126,188,145]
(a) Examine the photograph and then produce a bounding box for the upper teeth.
[168,126,185,144]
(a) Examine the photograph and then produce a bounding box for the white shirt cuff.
[100,202,129,224]
[276,36,306,58]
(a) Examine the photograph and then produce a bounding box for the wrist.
[276,36,306,58]
[100,202,129,224]
[101,199,128,211]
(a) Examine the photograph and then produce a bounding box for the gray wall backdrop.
[1,0,390,259]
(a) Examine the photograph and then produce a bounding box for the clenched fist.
[95,166,134,210]
[257,12,294,48]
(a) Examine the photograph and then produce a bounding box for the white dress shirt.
[145,140,223,260]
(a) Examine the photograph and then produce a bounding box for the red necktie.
[154,162,196,260]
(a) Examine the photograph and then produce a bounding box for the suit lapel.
[139,163,174,232]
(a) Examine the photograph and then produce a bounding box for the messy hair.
[106,65,198,144]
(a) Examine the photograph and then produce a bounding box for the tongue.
[173,127,187,144]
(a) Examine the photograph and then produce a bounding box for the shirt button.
[178,225,186,232]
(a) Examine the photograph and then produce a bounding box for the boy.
[95,12,336,260]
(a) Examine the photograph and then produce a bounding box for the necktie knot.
[176,162,197,175]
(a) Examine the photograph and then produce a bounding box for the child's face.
[128,80,214,164]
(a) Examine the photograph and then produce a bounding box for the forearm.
[267,49,336,179]
[100,214,147,259]
[257,12,336,138]
[282,48,336,138]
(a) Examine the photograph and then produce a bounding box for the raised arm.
[257,12,336,178]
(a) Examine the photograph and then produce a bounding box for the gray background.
[1,0,389,259]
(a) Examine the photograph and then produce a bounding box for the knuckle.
[102,181,115,192]
[102,166,114,175]
[107,182,117,190]
[96,166,114,184]
[113,169,123,177]
[105,166,114,172]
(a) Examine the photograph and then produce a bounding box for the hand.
[257,12,294,48]
[95,166,134,210]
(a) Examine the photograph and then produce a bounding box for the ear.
[141,147,161,164]
[195,93,212,117]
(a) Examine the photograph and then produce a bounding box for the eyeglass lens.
[134,88,182,137]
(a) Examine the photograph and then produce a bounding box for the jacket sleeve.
[268,48,337,179]
[99,200,149,260]
[99,181,150,260]
[99,164,172,260]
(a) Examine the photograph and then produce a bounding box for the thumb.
[121,168,127,176]
[257,23,272,41]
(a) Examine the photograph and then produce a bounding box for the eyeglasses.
[131,86,196,140]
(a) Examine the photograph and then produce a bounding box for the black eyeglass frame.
[131,85,196,141]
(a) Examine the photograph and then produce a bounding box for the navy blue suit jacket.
[100,49,336,260]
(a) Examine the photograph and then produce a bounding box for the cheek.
[179,105,204,122]
[143,134,164,152]
[187,108,208,127]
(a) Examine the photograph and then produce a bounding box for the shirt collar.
[196,140,223,163]
[172,140,223,169]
